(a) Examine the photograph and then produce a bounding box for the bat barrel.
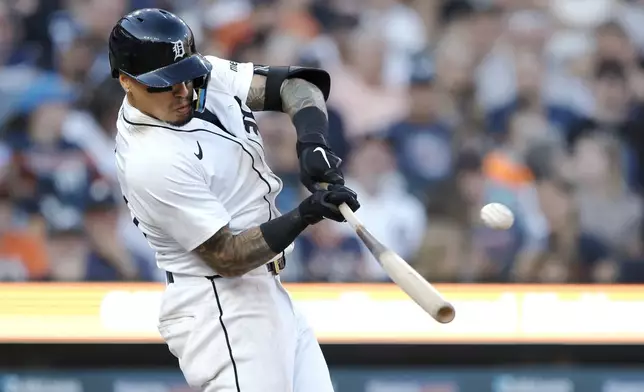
[435,304,456,324]
[320,183,457,325]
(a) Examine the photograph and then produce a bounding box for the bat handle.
[316,182,362,229]
[338,203,361,230]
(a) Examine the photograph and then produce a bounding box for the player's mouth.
[176,103,191,115]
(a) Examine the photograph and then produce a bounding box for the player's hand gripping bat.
[318,183,456,324]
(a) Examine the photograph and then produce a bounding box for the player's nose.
[172,82,190,97]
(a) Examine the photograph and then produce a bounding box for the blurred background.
[4,0,644,286]
[2,0,644,391]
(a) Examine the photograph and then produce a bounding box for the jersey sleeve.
[204,55,254,102]
[127,151,231,252]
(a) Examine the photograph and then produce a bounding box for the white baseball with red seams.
[480,203,515,230]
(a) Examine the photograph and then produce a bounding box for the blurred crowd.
[2,0,644,284]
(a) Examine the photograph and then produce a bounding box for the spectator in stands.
[294,219,368,282]
[0,144,49,281]
[82,175,154,282]
[432,24,487,154]
[0,203,49,281]
[44,216,90,281]
[569,132,644,282]
[0,2,39,67]
[327,29,408,138]
[54,35,99,88]
[9,0,62,70]
[533,178,578,283]
[0,2,43,130]
[468,3,505,65]
[386,55,454,200]
[481,107,550,282]
[415,150,485,282]
[567,59,640,190]
[627,56,644,194]
[201,0,255,58]
[48,0,126,85]
[230,31,271,68]
[6,73,79,233]
[359,0,428,88]
[595,20,637,66]
[479,10,582,136]
[5,74,140,281]
[345,136,427,281]
[2,0,644,284]
[63,78,122,181]
[62,77,159,280]
[433,24,478,128]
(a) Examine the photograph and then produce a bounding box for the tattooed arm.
[245,75,328,118]
[193,196,338,277]
[194,225,278,277]
[245,72,344,193]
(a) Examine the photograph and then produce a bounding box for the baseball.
[480,203,514,230]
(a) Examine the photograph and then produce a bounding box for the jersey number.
[235,97,259,136]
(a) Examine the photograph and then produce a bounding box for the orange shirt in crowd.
[0,231,49,280]
[483,151,535,187]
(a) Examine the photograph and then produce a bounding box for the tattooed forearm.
[194,225,278,277]
[245,74,266,111]
[280,78,327,118]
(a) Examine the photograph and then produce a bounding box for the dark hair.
[229,31,269,63]
[596,20,628,38]
[638,55,644,70]
[595,58,626,81]
[440,0,474,25]
[454,149,483,174]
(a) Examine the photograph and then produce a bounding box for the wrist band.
[259,208,309,254]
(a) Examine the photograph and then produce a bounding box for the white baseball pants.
[157,267,335,392]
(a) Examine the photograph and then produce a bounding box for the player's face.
[125,76,195,126]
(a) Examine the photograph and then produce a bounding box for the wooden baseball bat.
[319,184,456,324]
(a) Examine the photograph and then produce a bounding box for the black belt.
[166,255,286,284]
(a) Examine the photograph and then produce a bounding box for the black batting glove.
[298,144,344,194]
[298,184,360,224]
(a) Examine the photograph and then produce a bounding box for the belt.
[166,255,286,284]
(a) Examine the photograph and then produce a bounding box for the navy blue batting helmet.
[108,8,212,111]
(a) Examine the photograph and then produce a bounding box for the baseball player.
[109,8,359,392]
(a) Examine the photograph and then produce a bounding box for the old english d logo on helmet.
[108,8,212,112]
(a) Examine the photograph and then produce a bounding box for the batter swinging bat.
[320,184,456,324]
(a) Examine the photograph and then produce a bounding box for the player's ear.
[118,73,132,93]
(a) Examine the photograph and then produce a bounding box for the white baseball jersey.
[114,56,292,276]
